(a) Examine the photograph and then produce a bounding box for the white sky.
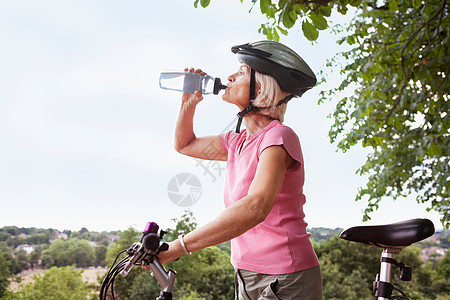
[0,0,443,232]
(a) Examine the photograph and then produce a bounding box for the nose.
[228,73,236,83]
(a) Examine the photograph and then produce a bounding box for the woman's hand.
[181,67,205,105]
[141,240,185,271]
[157,240,184,264]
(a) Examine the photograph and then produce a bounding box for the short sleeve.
[258,126,303,164]
[220,130,238,153]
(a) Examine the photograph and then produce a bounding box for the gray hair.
[252,71,291,122]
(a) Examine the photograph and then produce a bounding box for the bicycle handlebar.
[100,222,176,300]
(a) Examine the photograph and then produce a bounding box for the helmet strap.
[236,68,256,133]
[249,67,256,100]
[235,68,294,133]
[236,102,255,133]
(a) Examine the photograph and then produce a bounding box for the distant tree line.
[0,225,115,297]
[0,227,53,249]
[1,213,449,299]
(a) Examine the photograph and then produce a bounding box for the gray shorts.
[235,265,322,300]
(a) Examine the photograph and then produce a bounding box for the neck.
[243,112,274,135]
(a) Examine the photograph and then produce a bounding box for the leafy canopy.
[2,266,90,300]
[196,0,449,228]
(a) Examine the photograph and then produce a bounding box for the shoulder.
[221,130,244,143]
[259,121,303,163]
[220,130,245,151]
[262,122,299,143]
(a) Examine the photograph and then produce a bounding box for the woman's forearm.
[174,101,197,153]
[156,195,267,264]
[183,194,269,253]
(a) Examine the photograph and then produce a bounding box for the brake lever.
[156,242,169,256]
[121,242,146,277]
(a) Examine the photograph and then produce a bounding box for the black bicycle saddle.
[339,218,435,248]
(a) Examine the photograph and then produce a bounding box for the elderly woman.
[159,41,322,299]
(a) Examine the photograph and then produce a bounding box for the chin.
[221,93,230,103]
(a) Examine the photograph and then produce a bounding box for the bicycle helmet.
[231,40,316,132]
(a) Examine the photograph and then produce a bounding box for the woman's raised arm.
[174,68,227,161]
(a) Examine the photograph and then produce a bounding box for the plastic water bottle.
[159,71,226,95]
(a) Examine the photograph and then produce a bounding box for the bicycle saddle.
[339,218,435,248]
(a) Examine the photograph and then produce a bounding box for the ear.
[254,82,261,97]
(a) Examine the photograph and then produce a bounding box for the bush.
[3,266,89,300]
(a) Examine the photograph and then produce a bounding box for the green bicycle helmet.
[231,40,316,132]
[232,40,317,97]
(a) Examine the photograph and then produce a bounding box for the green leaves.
[428,143,442,157]
[389,0,399,11]
[319,5,332,17]
[252,0,335,41]
[260,0,276,18]
[302,20,319,41]
[7,267,90,300]
[324,0,450,228]
[281,8,297,29]
[412,0,422,9]
[194,0,336,42]
[194,0,211,8]
[310,12,328,31]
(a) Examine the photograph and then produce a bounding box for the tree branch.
[385,0,447,121]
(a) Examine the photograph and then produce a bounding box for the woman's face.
[222,63,251,110]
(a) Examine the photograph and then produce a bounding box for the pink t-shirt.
[220,120,319,274]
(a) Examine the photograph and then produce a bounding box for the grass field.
[9,267,108,291]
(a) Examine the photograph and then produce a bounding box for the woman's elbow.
[253,211,268,225]
[174,136,196,155]
[174,139,192,154]
[249,199,272,225]
[174,144,184,153]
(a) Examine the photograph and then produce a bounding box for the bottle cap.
[213,78,227,95]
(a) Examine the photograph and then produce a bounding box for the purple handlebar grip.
[144,222,159,234]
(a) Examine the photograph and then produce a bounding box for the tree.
[437,249,450,279]
[0,252,11,298]
[1,226,19,236]
[0,242,20,275]
[74,240,96,267]
[163,210,198,241]
[0,232,11,243]
[2,266,90,300]
[324,0,449,229]
[28,251,40,270]
[40,238,96,268]
[95,245,107,266]
[14,249,28,272]
[25,233,49,245]
[196,0,449,228]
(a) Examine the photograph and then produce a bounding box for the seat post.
[380,249,393,282]
[375,249,395,300]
